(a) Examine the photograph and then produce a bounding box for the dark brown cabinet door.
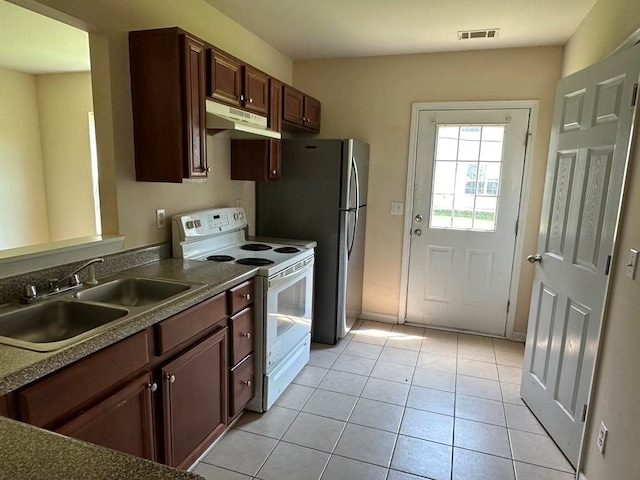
[129,28,208,182]
[243,66,269,115]
[162,327,228,469]
[269,78,283,132]
[231,139,281,181]
[208,49,242,106]
[269,138,281,180]
[57,374,157,461]
[303,95,321,131]
[183,35,208,179]
[282,85,305,125]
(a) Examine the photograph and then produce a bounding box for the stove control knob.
[234,213,239,220]
[194,220,202,228]
[186,221,194,229]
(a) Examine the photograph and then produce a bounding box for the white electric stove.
[172,207,314,411]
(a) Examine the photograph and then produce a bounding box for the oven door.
[265,257,314,374]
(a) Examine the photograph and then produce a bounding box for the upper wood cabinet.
[282,85,321,133]
[208,49,242,106]
[269,78,283,132]
[208,50,269,116]
[129,28,208,183]
[231,139,281,181]
[243,66,269,115]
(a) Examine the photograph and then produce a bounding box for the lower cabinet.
[12,280,255,471]
[161,327,228,469]
[56,373,157,461]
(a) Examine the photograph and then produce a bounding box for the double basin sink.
[0,276,204,352]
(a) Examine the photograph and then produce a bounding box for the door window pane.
[429,124,505,232]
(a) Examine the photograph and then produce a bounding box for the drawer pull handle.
[242,293,251,301]
[242,380,252,387]
[166,374,176,384]
[148,382,158,392]
[241,332,251,339]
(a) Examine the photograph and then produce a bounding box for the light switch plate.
[390,201,404,215]
[597,421,608,453]
[626,249,638,280]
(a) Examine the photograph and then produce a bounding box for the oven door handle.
[268,260,314,289]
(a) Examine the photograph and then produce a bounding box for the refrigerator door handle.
[347,156,361,259]
[348,210,358,259]
[352,156,360,210]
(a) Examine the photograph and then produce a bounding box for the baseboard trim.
[360,311,398,324]
[511,332,527,343]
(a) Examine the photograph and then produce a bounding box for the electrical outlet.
[156,209,166,229]
[626,249,638,279]
[597,421,608,453]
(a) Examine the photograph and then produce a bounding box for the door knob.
[414,229,422,237]
[526,254,542,263]
[415,214,423,222]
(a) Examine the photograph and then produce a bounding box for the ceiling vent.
[458,29,500,40]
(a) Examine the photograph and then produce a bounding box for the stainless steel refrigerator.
[256,139,369,344]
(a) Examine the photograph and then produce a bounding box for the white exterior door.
[521,44,640,467]
[406,108,530,335]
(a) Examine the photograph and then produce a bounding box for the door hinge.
[506,300,510,313]
[605,255,612,275]
[581,403,588,422]
[524,132,531,149]
[515,219,519,236]
[632,83,638,107]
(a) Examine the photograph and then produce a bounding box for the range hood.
[206,99,281,139]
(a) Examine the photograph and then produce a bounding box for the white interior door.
[521,44,640,467]
[406,108,530,335]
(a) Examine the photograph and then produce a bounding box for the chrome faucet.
[21,258,104,304]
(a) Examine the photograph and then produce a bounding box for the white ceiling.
[0,0,90,74]
[204,0,598,59]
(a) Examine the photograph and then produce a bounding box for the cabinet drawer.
[156,292,226,355]
[19,330,150,428]
[230,307,254,365]
[229,280,254,315]
[229,353,255,418]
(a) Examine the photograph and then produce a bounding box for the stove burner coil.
[240,243,272,251]
[236,258,275,266]
[274,246,301,254]
[206,255,235,262]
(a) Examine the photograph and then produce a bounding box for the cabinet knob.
[166,374,176,384]
[242,293,251,301]
[249,98,253,103]
[242,380,252,387]
[148,382,158,392]
[240,94,244,101]
[205,166,211,173]
[272,170,277,175]
[241,332,251,339]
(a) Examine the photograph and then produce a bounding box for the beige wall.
[22,0,293,248]
[561,1,640,478]
[294,47,564,334]
[563,0,640,76]
[36,72,97,242]
[0,67,50,249]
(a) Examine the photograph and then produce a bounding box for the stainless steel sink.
[0,301,129,352]
[74,277,191,307]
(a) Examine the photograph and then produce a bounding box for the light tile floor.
[194,320,576,480]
